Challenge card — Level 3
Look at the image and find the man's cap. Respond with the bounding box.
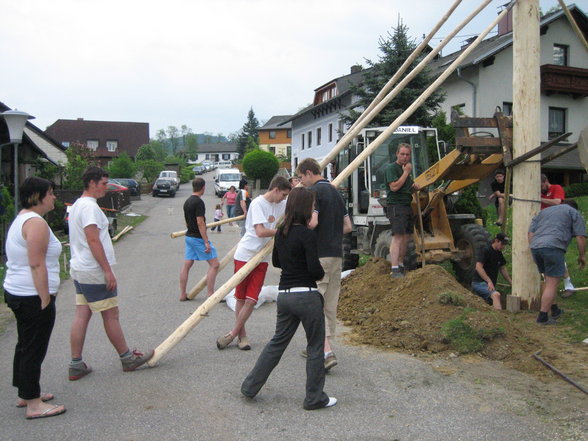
[495,233,509,244]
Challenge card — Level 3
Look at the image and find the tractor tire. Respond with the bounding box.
[342,234,359,271]
[452,224,490,286]
[374,230,419,270]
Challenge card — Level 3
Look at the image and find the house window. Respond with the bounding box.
[222,154,230,160]
[451,104,466,116]
[87,140,99,151]
[548,107,566,139]
[502,102,513,116]
[106,140,118,152]
[269,130,276,139]
[206,154,211,160]
[301,133,305,150]
[316,128,322,146]
[328,123,333,143]
[553,44,568,66]
[308,131,312,148]
[269,146,275,154]
[286,129,291,138]
[62,141,70,148]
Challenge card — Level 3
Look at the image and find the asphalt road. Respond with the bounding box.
[0,172,575,440]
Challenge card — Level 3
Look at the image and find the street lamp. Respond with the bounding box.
[0,110,35,215]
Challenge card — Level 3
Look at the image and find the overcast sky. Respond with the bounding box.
[1,0,581,138]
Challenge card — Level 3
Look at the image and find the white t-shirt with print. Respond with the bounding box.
[234,195,286,262]
[69,197,116,272]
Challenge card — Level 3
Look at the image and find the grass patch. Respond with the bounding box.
[438,291,466,306]
[359,254,371,267]
[442,312,504,354]
[118,213,147,231]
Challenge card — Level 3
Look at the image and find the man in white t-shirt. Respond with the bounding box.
[216,176,291,351]
[68,167,153,381]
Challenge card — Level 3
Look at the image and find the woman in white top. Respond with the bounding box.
[3,177,66,419]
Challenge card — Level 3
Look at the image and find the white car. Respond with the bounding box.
[158,170,180,189]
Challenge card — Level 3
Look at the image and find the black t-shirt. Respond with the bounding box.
[310,179,347,258]
[472,243,506,284]
[490,180,505,206]
[184,195,205,238]
[272,225,325,290]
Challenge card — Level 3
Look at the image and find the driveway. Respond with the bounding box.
[0,171,582,441]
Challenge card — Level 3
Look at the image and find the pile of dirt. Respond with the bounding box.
[339,258,588,382]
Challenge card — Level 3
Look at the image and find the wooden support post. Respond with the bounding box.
[186,243,238,300]
[148,239,274,367]
[512,0,541,311]
[506,295,521,312]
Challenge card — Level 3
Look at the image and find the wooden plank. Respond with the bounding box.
[456,137,502,147]
[506,295,521,312]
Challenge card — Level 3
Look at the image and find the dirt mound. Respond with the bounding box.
[339,258,588,381]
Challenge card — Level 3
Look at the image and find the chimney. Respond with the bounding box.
[497,4,513,36]
[77,117,84,121]
[350,65,362,74]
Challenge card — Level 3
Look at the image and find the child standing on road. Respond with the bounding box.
[211,204,224,233]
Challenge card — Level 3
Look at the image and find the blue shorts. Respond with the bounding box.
[185,236,218,261]
[531,247,566,278]
[471,281,494,305]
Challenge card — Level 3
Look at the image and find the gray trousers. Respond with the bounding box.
[241,290,329,410]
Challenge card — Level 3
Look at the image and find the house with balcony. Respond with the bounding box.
[289,66,367,169]
[258,115,292,158]
[430,3,588,185]
[45,118,149,167]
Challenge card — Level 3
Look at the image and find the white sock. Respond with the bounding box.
[564,277,575,290]
[324,351,333,359]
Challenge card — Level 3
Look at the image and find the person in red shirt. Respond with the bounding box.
[540,174,565,210]
[540,174,576,295]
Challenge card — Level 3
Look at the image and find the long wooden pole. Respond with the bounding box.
[332,4,513,188]
[170,215,245,238]
[186,243,238,300]
[512,0,541,310]
[148,239,274,366]
[320,0,492,170]
[150,3,509,365]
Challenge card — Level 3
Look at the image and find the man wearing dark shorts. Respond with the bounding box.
[471,233,512,309]
[384,143,420,278]
[529,200,586,325]
[179,177,220,301]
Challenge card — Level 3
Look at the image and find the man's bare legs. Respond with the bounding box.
[70,305,92,359]
[496,196,506,225]
[231,299,255,339]
[390,234,410,267]
[540,276,560,313]
[101,307,129,355]
[179,260,194,301]
[206,258,220,297]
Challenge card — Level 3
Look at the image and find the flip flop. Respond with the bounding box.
[16,393,55,408]
[26,404,66,420]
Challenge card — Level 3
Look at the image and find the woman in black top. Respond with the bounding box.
[241,187,337,410]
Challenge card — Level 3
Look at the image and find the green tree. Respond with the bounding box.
[167,125,180,153]
[184,133,198,160]
[63,142,97,189]
[136,141,167,162]
[245,136,258,154]
[242,149,279,186]
[109,152,136,178]
[237,108,260,158]
[342,21,444,128]
[137,160,164,183]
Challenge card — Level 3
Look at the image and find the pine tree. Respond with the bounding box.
[342,21,444,128]
[237,108,260,158]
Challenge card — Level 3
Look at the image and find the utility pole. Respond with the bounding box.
[512,0,541,309]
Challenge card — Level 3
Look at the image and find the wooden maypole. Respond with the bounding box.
[511,0,541,309]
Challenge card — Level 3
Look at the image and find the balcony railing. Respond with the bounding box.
[540,64,588,98]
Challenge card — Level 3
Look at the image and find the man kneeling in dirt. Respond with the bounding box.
[471,233,512,310]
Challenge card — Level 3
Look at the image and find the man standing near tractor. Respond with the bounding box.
[385,143,420,278]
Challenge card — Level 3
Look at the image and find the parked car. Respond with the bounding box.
[214,168,241,197]
[158,171,180,189]
[214,160,233,169]
[113,178,140,196]
[152,178,176,197]
[202,160,213,171]
[192,165,205,175]
[107,181,128,192]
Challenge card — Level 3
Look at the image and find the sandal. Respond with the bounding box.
[26,404,66,420]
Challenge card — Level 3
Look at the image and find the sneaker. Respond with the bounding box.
[216,333,234,350]
[325,353,338,371]
[390,268,403,279]
[325,397,338,408]
[551,308,564,320]
[121,349,154,372]
[537,317,557,326]
[69,361,92,381]
[238,336,251,351]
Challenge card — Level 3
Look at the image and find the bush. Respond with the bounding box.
[452,184,486,224]
[181,167,195,183]
[442,312,504,354]
[242,149,280,186]
[564,183,588,198]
